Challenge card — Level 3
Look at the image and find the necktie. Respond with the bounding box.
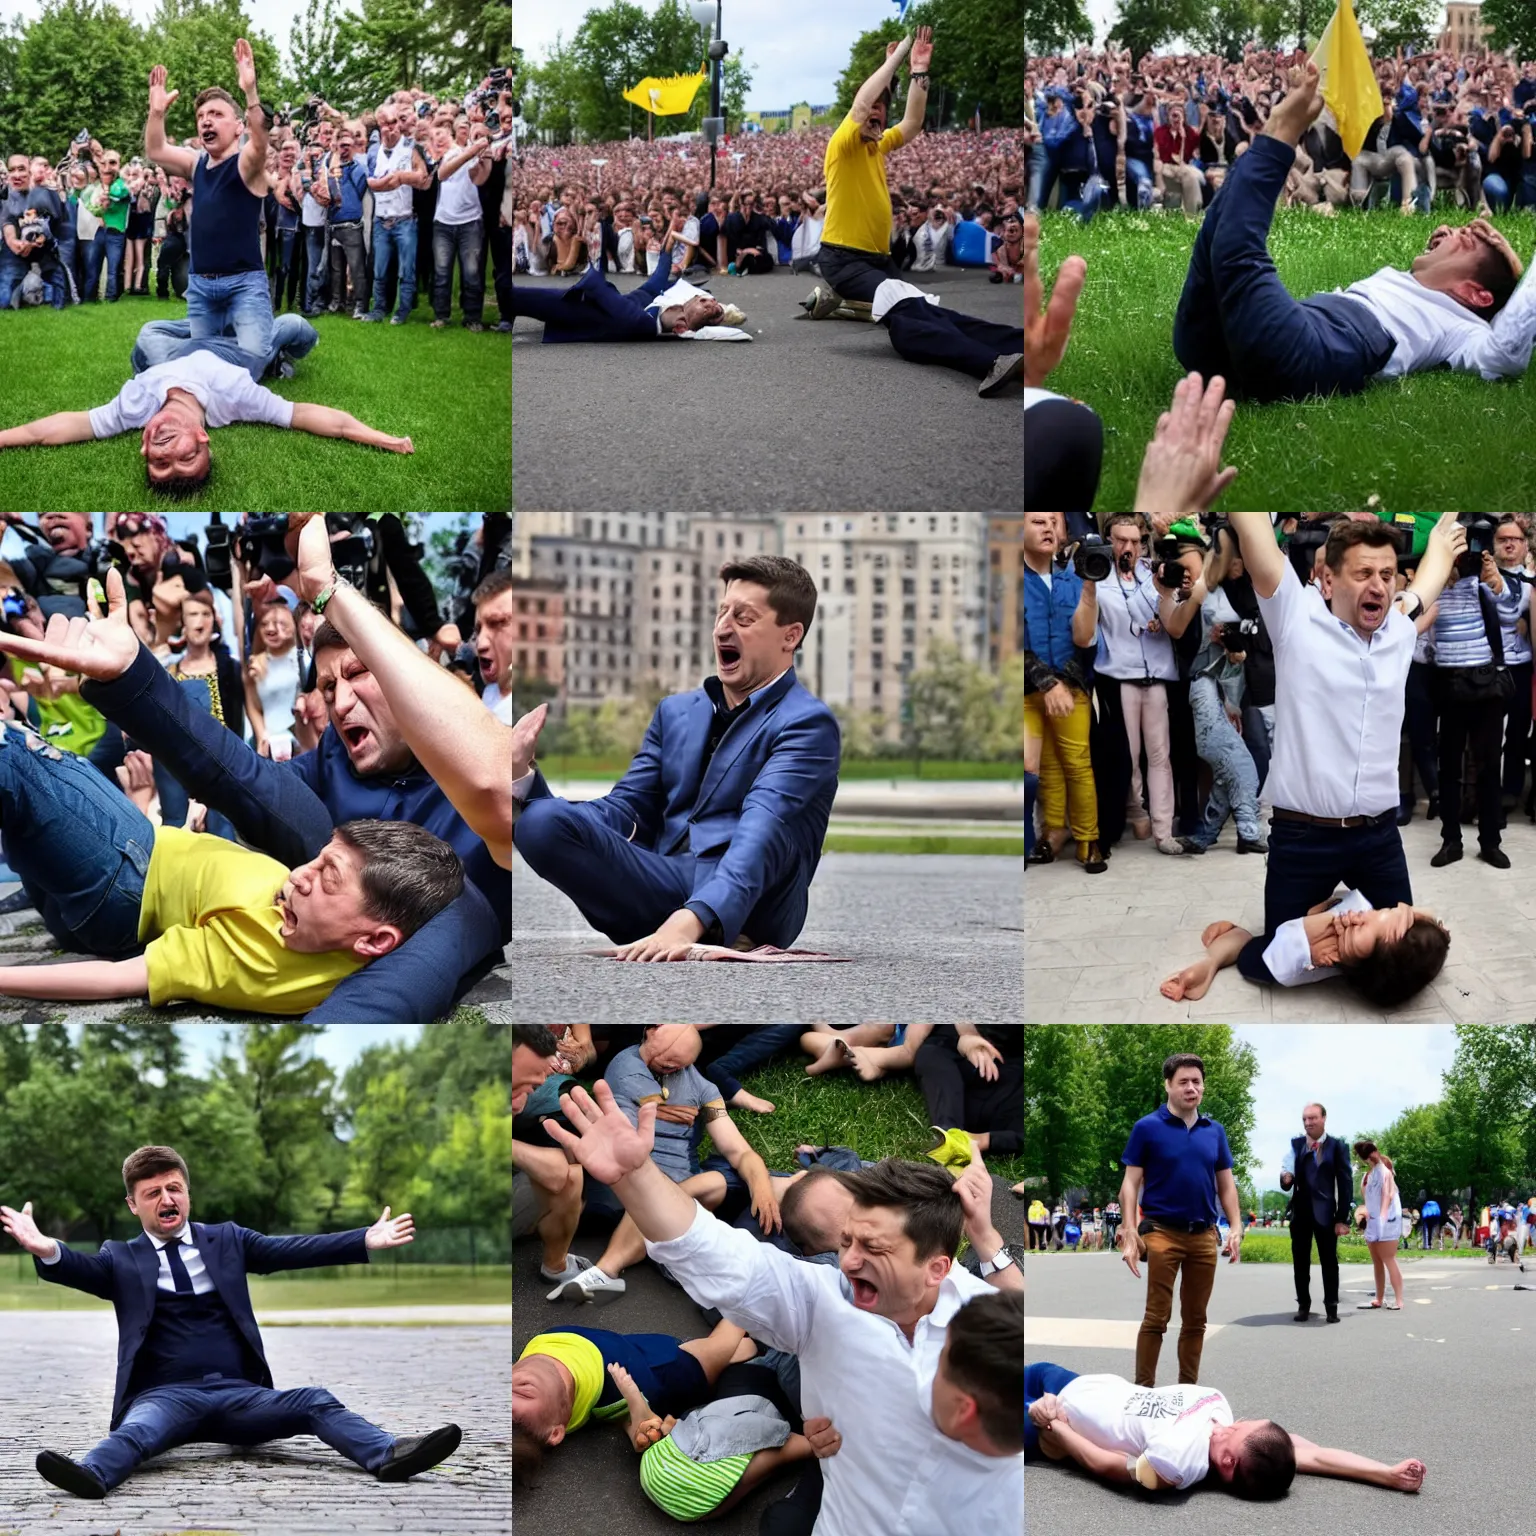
[164,1235,195,1295]
[1313,1140,1322,1167]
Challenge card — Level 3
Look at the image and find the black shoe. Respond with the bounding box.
[1479,845,1511,869]
[1236,837,1268,855]
[1293,1307,1311,1322]
[1325,1307,1340,1323]
[1079,841,1108,874]
[375,1424,462,1482]
[1397,801,1414,826]
[36,1451,107,1499]
[1426,796,1439,821]
[0,888,37,916]
[1027,841,1055,866]
[1177,837,1206,855]
[1430,841,1463,867]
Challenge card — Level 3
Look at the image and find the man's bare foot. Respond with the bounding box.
[846,1046,886,1083]
[1012,1181,1025,1196]
[805,1037,852,1076]
[1201,920,1236,947]
[1263,54,1325,145]
[1038,1427,1069,1460]
[730,1089,776,1114]
[1161,958,1217,1001]
[1387,1458,1426,1493]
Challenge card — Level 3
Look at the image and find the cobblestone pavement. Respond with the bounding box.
[0,1314,510,1536]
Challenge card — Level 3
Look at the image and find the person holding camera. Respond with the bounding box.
[80,141,130,302]
[1,154,69,310]
[1428,102,1489,215]
[1024,513,1104,873]
[429,116,494,331]
[1091,515,1184,856]
[359,102,432,325]
[313,124,370,317]
[1425,526,1521,870]
[297,127,332,315]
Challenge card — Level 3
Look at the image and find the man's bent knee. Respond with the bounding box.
[511,796,583,866]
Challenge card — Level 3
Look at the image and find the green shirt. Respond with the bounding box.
[84,177,130,231]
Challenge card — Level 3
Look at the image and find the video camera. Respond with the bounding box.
[231,515,375,593]
[1283,519,1333,581]
[1056,533,1112,583]
[1151,535,1193,590]
[1456,512,1498,577]
[1219,616,1261,651]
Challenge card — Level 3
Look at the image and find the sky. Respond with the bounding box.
[10,0,312,68]
[1234,1025,1457,1196]
[514,0,914,113]
[174,1023,422,1079]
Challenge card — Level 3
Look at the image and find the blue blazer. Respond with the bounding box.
[522,668,840,944]
[537,259,680,344]
[36,1222,368,1430]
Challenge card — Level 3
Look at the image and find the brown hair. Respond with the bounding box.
[1163,1053,1205,1082]
[123,1145,189,1197]
[1353,1139,1378,1160]
[194,87,243,117]
[332,819,465,939]
[834,1158,964,1262]
[718,556,818,641]
[943,1289,1024,1450]
[473,569,514,608]
[1466,237,1519,319]
[779,1166,844,1255]
[1343,917,1450,1007]
[512,1424,543,1489]
[1232,1420,1297,1499]
[1323,519,1398,574]
[147,453,211,500]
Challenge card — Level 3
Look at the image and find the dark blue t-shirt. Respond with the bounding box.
[556,1327,709,1420]
[190,150,263,274]
[2,185,66,252]
[1121,1104,1233,1226]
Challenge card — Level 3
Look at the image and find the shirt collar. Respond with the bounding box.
[148,1223,190,1250]
[704,664,791,716]
[1158,1103,1211,1128]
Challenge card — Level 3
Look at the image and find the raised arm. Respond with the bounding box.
[897,26,933,139]
[437,133,490,182]
[234,39,270,195]
[1071,575,1098,647]
[852,32,914,125]
[288,402,413,454]
[1405,513,1469,610]
[1228,512,1286,598]
[145,67,197,179]
[0,411,98,450]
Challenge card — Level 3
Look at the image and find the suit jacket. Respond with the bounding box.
[1286,1135,1353,1229]
[521,668,840,944]
[36,1222,369,1429]
[538,259,680,344]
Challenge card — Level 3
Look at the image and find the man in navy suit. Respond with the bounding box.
[512,555,841,960]
[511,245,726,341]
[1279,1103,1354,1324]
[0,1144,461,1499]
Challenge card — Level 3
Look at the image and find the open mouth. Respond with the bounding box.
[717,641,742,672]
[1359,598,1385,625]
[201,128,218,145]
[850,1276,879,1307]
[341,723,372,754]
[159,1208,179,1223]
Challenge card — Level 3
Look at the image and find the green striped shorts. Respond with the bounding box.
[639,1433,752,1521]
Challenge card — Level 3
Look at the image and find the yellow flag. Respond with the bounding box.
[622,67,708,118]
[1314,0,1382,158]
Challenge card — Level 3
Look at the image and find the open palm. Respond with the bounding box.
[0,568,140,683]
[546,1081,656,1186]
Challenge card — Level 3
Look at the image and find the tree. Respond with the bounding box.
[287,0,351,110]
[1353,0,1439,54]
[1021,1025,1102,1203]
[1108,0,1206,60]
[143,0,283,146]
[33,1020,78,1076]
[521,35,581,144]
[905,641,1019,760]
[1482,0,1536,61]
[1438,1025,1535,1208]
[570,0,653,143]
[336,0,442,102]
[1371,1102,1457,1211]
[1027,0,1094,55]
[435,0,511,80]
[1187,0,1264,60]
[348,1067,426,1211]
[409,1081,511,1231]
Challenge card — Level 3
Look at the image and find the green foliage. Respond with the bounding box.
[1109,0,1207,59]
[1482,0,1536,60]
[1186,0,1263,60]
[409,1081,512,1228]
[335,0,442,102]
[906,643,1024,760]
[1239,1229,1375,1263]
[144,0,282,145]
[1026,0,1095,55]
[287,0,351,111]
[1353,0,1439,53]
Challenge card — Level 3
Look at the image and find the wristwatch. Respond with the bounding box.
[979,1244,1017,1277]
[1397,590,1424,622]
[311,573,350,615]
[254,101,276,131]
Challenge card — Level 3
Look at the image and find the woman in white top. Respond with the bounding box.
[1355,1141,1405,1311]
[513,202,548,275]
[244,593,307,760]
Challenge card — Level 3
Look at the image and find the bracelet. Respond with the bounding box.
[311,573,349,615]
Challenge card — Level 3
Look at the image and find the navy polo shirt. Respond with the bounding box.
[1121,1103,1232,1227]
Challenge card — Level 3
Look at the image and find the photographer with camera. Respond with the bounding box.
[1489,517,1535,811]
[1205,520,1276,789]
[1428,102,1489,216]
[430,115,495,330]
[1424,516,1521,870]
[359,102,432,325]
[1025,513,1104,873]
[152,167,191,300]
[1091,515,1185,856]
[1,154,69,309]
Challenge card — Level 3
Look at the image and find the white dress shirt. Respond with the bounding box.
[1256,561,1415,817]
[39,1221,215,1294]
[1343,261,1536,381]
[646,1202,1022,1536]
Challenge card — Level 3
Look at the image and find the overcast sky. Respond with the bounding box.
[514,0,917,112]
[1235,1026,1456,1194]
[175,1023,422,1080]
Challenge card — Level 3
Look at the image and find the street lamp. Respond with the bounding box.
[688,0,726,189]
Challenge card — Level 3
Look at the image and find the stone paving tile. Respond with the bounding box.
[1027,812,1535,1022]
[0,1315,510,1536]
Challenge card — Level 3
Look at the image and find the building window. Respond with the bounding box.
[537,650,547,669]
[872,628,884,644]
[872,678,882,697]
[872,651,883,670]
[930,579,941,595]
[873,577,885,596]
[902,577,915,595]
[844,577,856,595]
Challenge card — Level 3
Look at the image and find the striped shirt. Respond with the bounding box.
[1426,573,1520,668]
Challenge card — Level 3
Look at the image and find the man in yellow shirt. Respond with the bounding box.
[0,716,462,1012]
[809,25,1024,397]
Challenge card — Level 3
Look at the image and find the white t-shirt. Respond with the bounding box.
[89,353,295,440]
[435,157,483,226]
[1057,1375,1230,1490]
[911,218,950,271]
[1261,886,1372,985]
[1256,561,1414,818]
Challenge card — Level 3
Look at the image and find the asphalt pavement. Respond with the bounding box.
[513,1171,1025,1536]
[1026,1250,1535,1533]
[509,850,1024,1023]
[511,270,1023,512]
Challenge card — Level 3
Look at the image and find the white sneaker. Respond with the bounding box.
[1156,837,1186,855]
[547,1265,626,1304]
[539,1253,593,1285]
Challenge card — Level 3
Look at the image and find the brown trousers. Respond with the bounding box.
[1135,1224,1219,1386]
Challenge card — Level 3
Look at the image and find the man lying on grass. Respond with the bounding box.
[1160,890,1450,1008]
[1172,53,1533,403]
[0,711,461,1010]
[0,349,413,498]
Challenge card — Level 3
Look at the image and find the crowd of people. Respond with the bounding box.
[0,513,510,1020]
[509,125,1025,281]
[1027,44,1536,221]
[512,1023,1023,1531]
[3,60,517,328]
[1024,505,1536,1009]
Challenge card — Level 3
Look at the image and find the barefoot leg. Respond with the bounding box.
[678,1317,749,1386]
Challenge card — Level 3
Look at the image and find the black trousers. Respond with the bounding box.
[1432,671,1506,850]
[1166,677,1200,837]
[1292,1217,1340,1311]
[759,1458,822,1536]
[1402,659,1439,804]
[1090,678,1135,848]
[1503,659,1532,800]
[912,1027,1022,1155]
[884,296,1023,379]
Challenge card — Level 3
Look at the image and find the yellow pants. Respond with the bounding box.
[1025,688,1098,844]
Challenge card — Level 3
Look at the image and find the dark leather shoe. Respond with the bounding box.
[1293,1308,1311,1322]
[1236,837,1268,854]
[1426,796,1439,821]
[36,1451,107,1499]
[1478,845,1511,869]
[375,1424,462,1482]
[1325,1307,1340,1323]
[1430,841,1463,868]
[1396,801,1414,826]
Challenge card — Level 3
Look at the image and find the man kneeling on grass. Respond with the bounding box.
[1159,890,1450,1008]
[1026,1364,1425,1498]
[0,711,461,1011]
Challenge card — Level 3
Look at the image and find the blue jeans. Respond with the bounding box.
[1061,174,1105,224]
[131,314,318,384]
[0,249,66,308]
[1025,1363,1079,1459]
[1173,134,1396,401]
[1483,172,1512,212]
[1125,157,1155,209]
[187,268,274,357]
[0,721,151,958]
[83,1378,395,1491]
[1521,165,1536,209]
[85,227,125,301]
[369,216,418,320]
[304,225,329,310]
[698,1023,806,1101]
[1187,676,1260,848]
[432,218,485,322]
[1027,141,1050,208]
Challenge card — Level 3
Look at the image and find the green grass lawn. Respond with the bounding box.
[821,832,1023,855]
[540,757,1024,781]
[0,297,509,511]
[713,1052,1025,1191]
[0,1257,510,1310]
[1037,203,1536,512]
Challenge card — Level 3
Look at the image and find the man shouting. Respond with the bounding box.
[0,1145,460,1498]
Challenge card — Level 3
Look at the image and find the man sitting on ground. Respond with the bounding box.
[512,556,840,960]
[1173,55,1533,402]
[1027,1364,1425,1497]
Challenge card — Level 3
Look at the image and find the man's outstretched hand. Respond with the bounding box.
[1133,372,1239,517]
[0,1201,57,1259]
[1024,213,1085,389]
[610,907,706,962]
[511,701,548,780]
[545,1080,657,1187]
[0,567,140,683]
[365,1205,416,1250]
[910,26,934,75]
[148,64,179,115]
